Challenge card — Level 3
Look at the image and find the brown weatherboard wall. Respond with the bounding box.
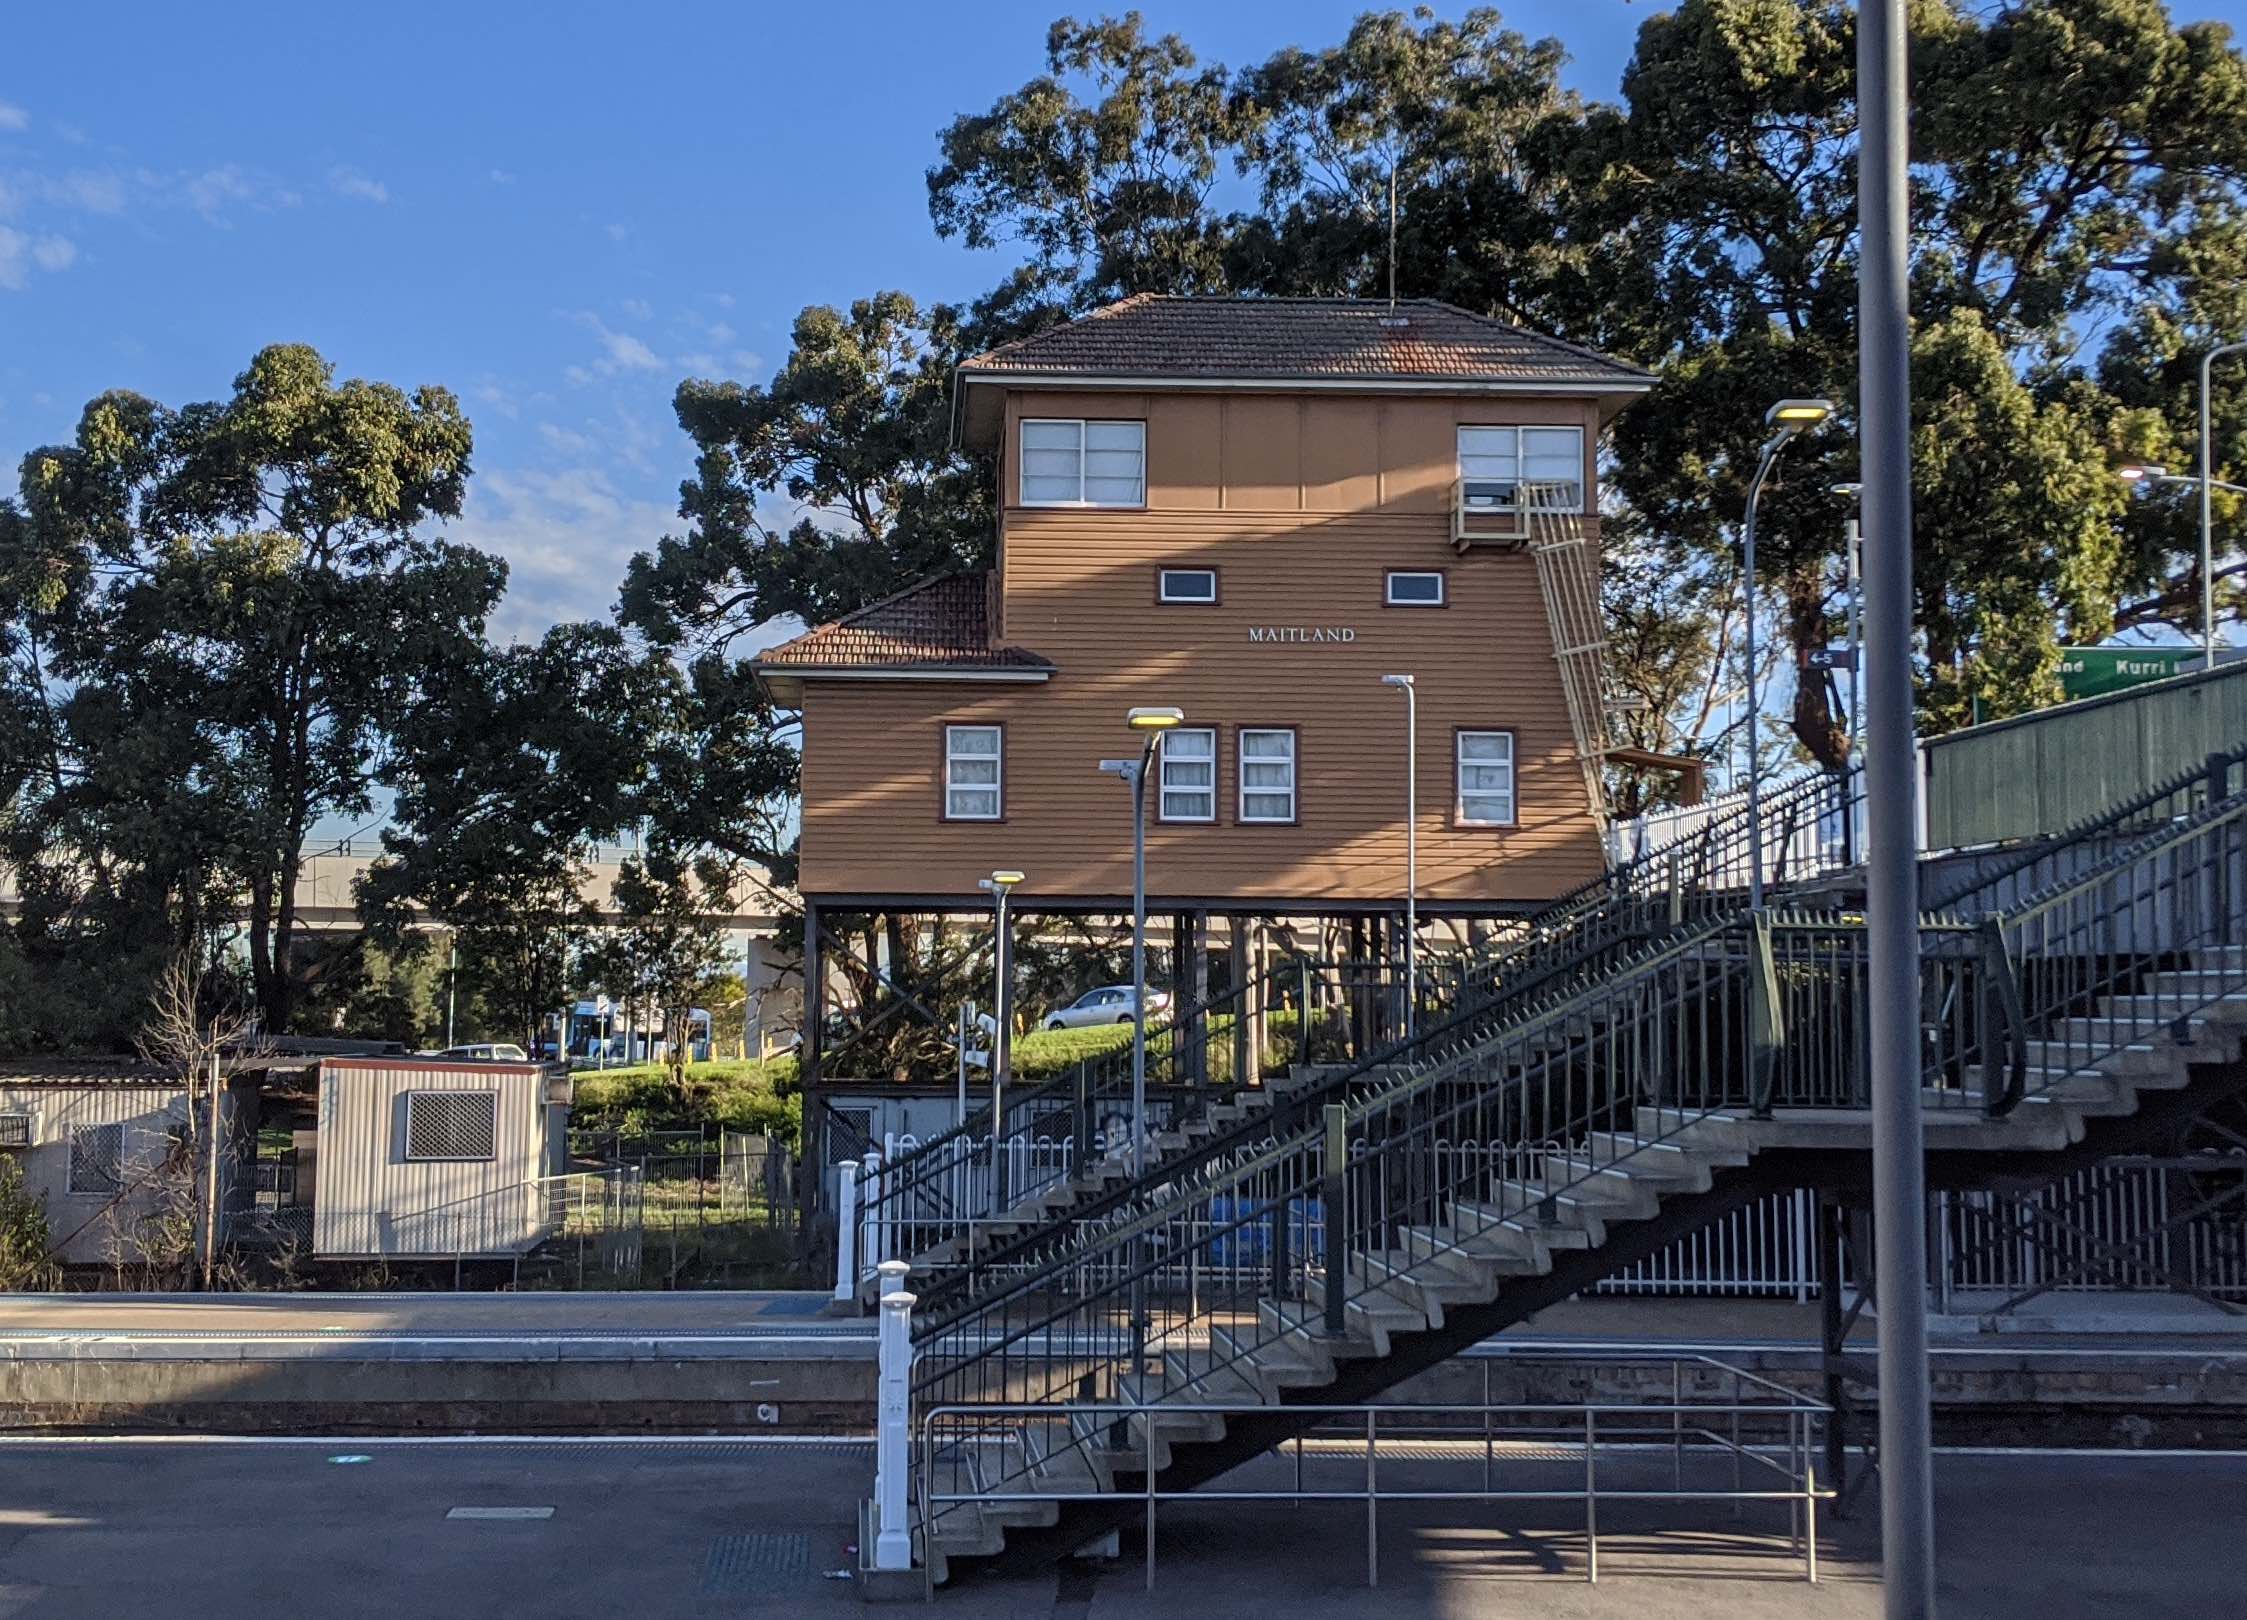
[796,386,1607,907]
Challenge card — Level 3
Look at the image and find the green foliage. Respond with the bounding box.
[570,1059,802,1147]
[0,1155,57,1290]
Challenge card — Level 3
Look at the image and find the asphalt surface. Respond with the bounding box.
[0,1437,2237,1618]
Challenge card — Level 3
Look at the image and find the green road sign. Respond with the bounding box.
[2054,646,2200,702]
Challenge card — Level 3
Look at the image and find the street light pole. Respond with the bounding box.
[2201,340,2246,669]
[977,869,1025,1131]
[1101,707,1182,1181]
[1739,398,1835,909]
[1861,3,1936,1614]
[1381,674,1417,1036]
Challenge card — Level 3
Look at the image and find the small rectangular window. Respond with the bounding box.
[69,1122,123,1194]
[1457,730,1517,826]
[1158,727,1217,822]
[0,1113,32,1150]
[1157,567,1218,604]
[404,1090,499,1161]
[1020,419,1146,507]
[944,724,1003,820]
[1238,728,1298,824]
[1457,426,1584,512]
[1385,571,1445,606]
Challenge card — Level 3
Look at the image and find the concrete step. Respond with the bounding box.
[1583,1132,1752,1172]
[1153,1347,1274,1409]
[1539,1149,1715,1202]
[1487,1177,1638,1231]
[2020,1039,2174,1076]
[2054,1013,2232,1052]
[2139,969,2247,997]
[1355,1246,1501,1313]
[1209,1323,1336,1396]
[1631,1107,1753,1149]
[1258,1297,1384,1360]
[2194,946,2247,972]
[2096,992,2247,1024]
[1400,1222,1556,1279]
[1302,1272,1432,1347]
[1450,1197,1598,1250]
[1952,1072,2135,1116]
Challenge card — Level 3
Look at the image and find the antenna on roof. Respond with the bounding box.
[1387,162,1399,313]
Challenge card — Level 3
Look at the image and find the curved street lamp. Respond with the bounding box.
[1099,706,1182,1181]
[1739,398,1836,908]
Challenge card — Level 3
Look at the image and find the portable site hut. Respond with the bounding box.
[0,1059,258,1268]
[309,1055,572,1259]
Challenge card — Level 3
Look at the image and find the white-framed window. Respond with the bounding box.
[68,1121,123,1194]
[1457,425,1585,512]
[1158,727,1217,822]
[0,1113,32,1150]
[1385,570,1446,606]
[1457,730,1517,826]
[1020,418,1146,507]
[1157,566,1218,604]
[943,724,1003,821]
[404,1090,499,1162]
[1238,728,1298,823]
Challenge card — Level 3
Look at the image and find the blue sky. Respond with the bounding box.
[4,1,2245,643]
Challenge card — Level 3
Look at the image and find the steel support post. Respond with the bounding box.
[1860,4,1937,1612]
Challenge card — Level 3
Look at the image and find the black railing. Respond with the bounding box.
[905,788,2247,1545]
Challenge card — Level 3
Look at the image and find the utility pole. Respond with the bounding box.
[1860,3,1936,1615]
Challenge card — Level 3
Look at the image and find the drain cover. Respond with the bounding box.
[702,1532,812,1593]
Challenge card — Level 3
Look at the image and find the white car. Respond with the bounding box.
[437,1042,531,1063]
[1042,986,1171,1031]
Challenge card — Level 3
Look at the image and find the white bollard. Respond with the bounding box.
[879,1258,910,1299]
[873,1287,918,1572]
[833,1160,860,1303]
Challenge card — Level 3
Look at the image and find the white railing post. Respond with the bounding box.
[879,1258,910,1299]
[873,1285,918,1572]
[862,1147,884,1274]
[833,1159,860,1303]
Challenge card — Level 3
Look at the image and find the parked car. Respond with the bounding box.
[1042,985,1171,1030]
[436,1042,532,1063]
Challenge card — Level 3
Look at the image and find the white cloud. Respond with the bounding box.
[538,421,597,457]
[730,349,765,374]
[676,351,720,375]
[328,166,389,204]
[714,292,735,309]
[705,319,736,345]
[50,169,125,213]
[563,363,594,387]
[450,464,675,638]
[621,296,652,321]
[489,168,515,184]
[0,225,75,290]
[168,163,301,222]
[604,221,630,242]
[566,309,663,376]
[0,102,26,133]
[469,376,520,421]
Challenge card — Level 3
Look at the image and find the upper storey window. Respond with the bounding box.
[1457,425,1585,514]
[1020,419,1146,507]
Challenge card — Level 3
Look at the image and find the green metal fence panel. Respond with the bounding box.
[1926,659,2247,848]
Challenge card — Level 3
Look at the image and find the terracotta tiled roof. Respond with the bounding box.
[961,295,1652,386]
[754,572,1052,672]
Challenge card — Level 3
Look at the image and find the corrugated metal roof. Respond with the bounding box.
[962,295,1653,386]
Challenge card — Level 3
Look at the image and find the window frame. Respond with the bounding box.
[1156,726,1219,824]
[67,1121,125,1195]
[402,1089,501,1164]
[0,1112,33,1150]
[1018,417,1148,509]
[1453,728,1519,828]
[1234,725,1300,826]
[1383,569,1448,608]
[1155,566,1221,606]
[1455,424,1587,514]
[941,722,1006,823]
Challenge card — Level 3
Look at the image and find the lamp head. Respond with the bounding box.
[1829,481,1862,499]
[2116,463,2167,484]
[1381,673,1414,689]
[1764,398,1836,433]
[983,870,1025,890]
[1126,706,1184,732]
[1098,759,1136,778]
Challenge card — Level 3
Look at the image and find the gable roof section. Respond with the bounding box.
[961,295,1653,386]
[751,572,1053,706]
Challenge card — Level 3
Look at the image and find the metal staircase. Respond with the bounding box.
[892,790,2247,1584]
[857,766,1861,1300]
[1524,479,1612,825]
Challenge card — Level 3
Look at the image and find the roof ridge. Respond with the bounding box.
[1413,298,1657,378]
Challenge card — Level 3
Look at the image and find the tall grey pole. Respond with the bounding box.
[2200,342,2245,669]
[445,936,458,1049]
[1860,3,1936,1615]
[1129,742,1152,1179]
[1384,674,1418,1036]
[1740,446,1784,910]
[993,887,1012,1114]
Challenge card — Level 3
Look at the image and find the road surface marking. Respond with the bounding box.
[446,1506,555,1520]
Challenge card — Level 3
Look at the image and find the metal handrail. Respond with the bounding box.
[901,791,2245,1540]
